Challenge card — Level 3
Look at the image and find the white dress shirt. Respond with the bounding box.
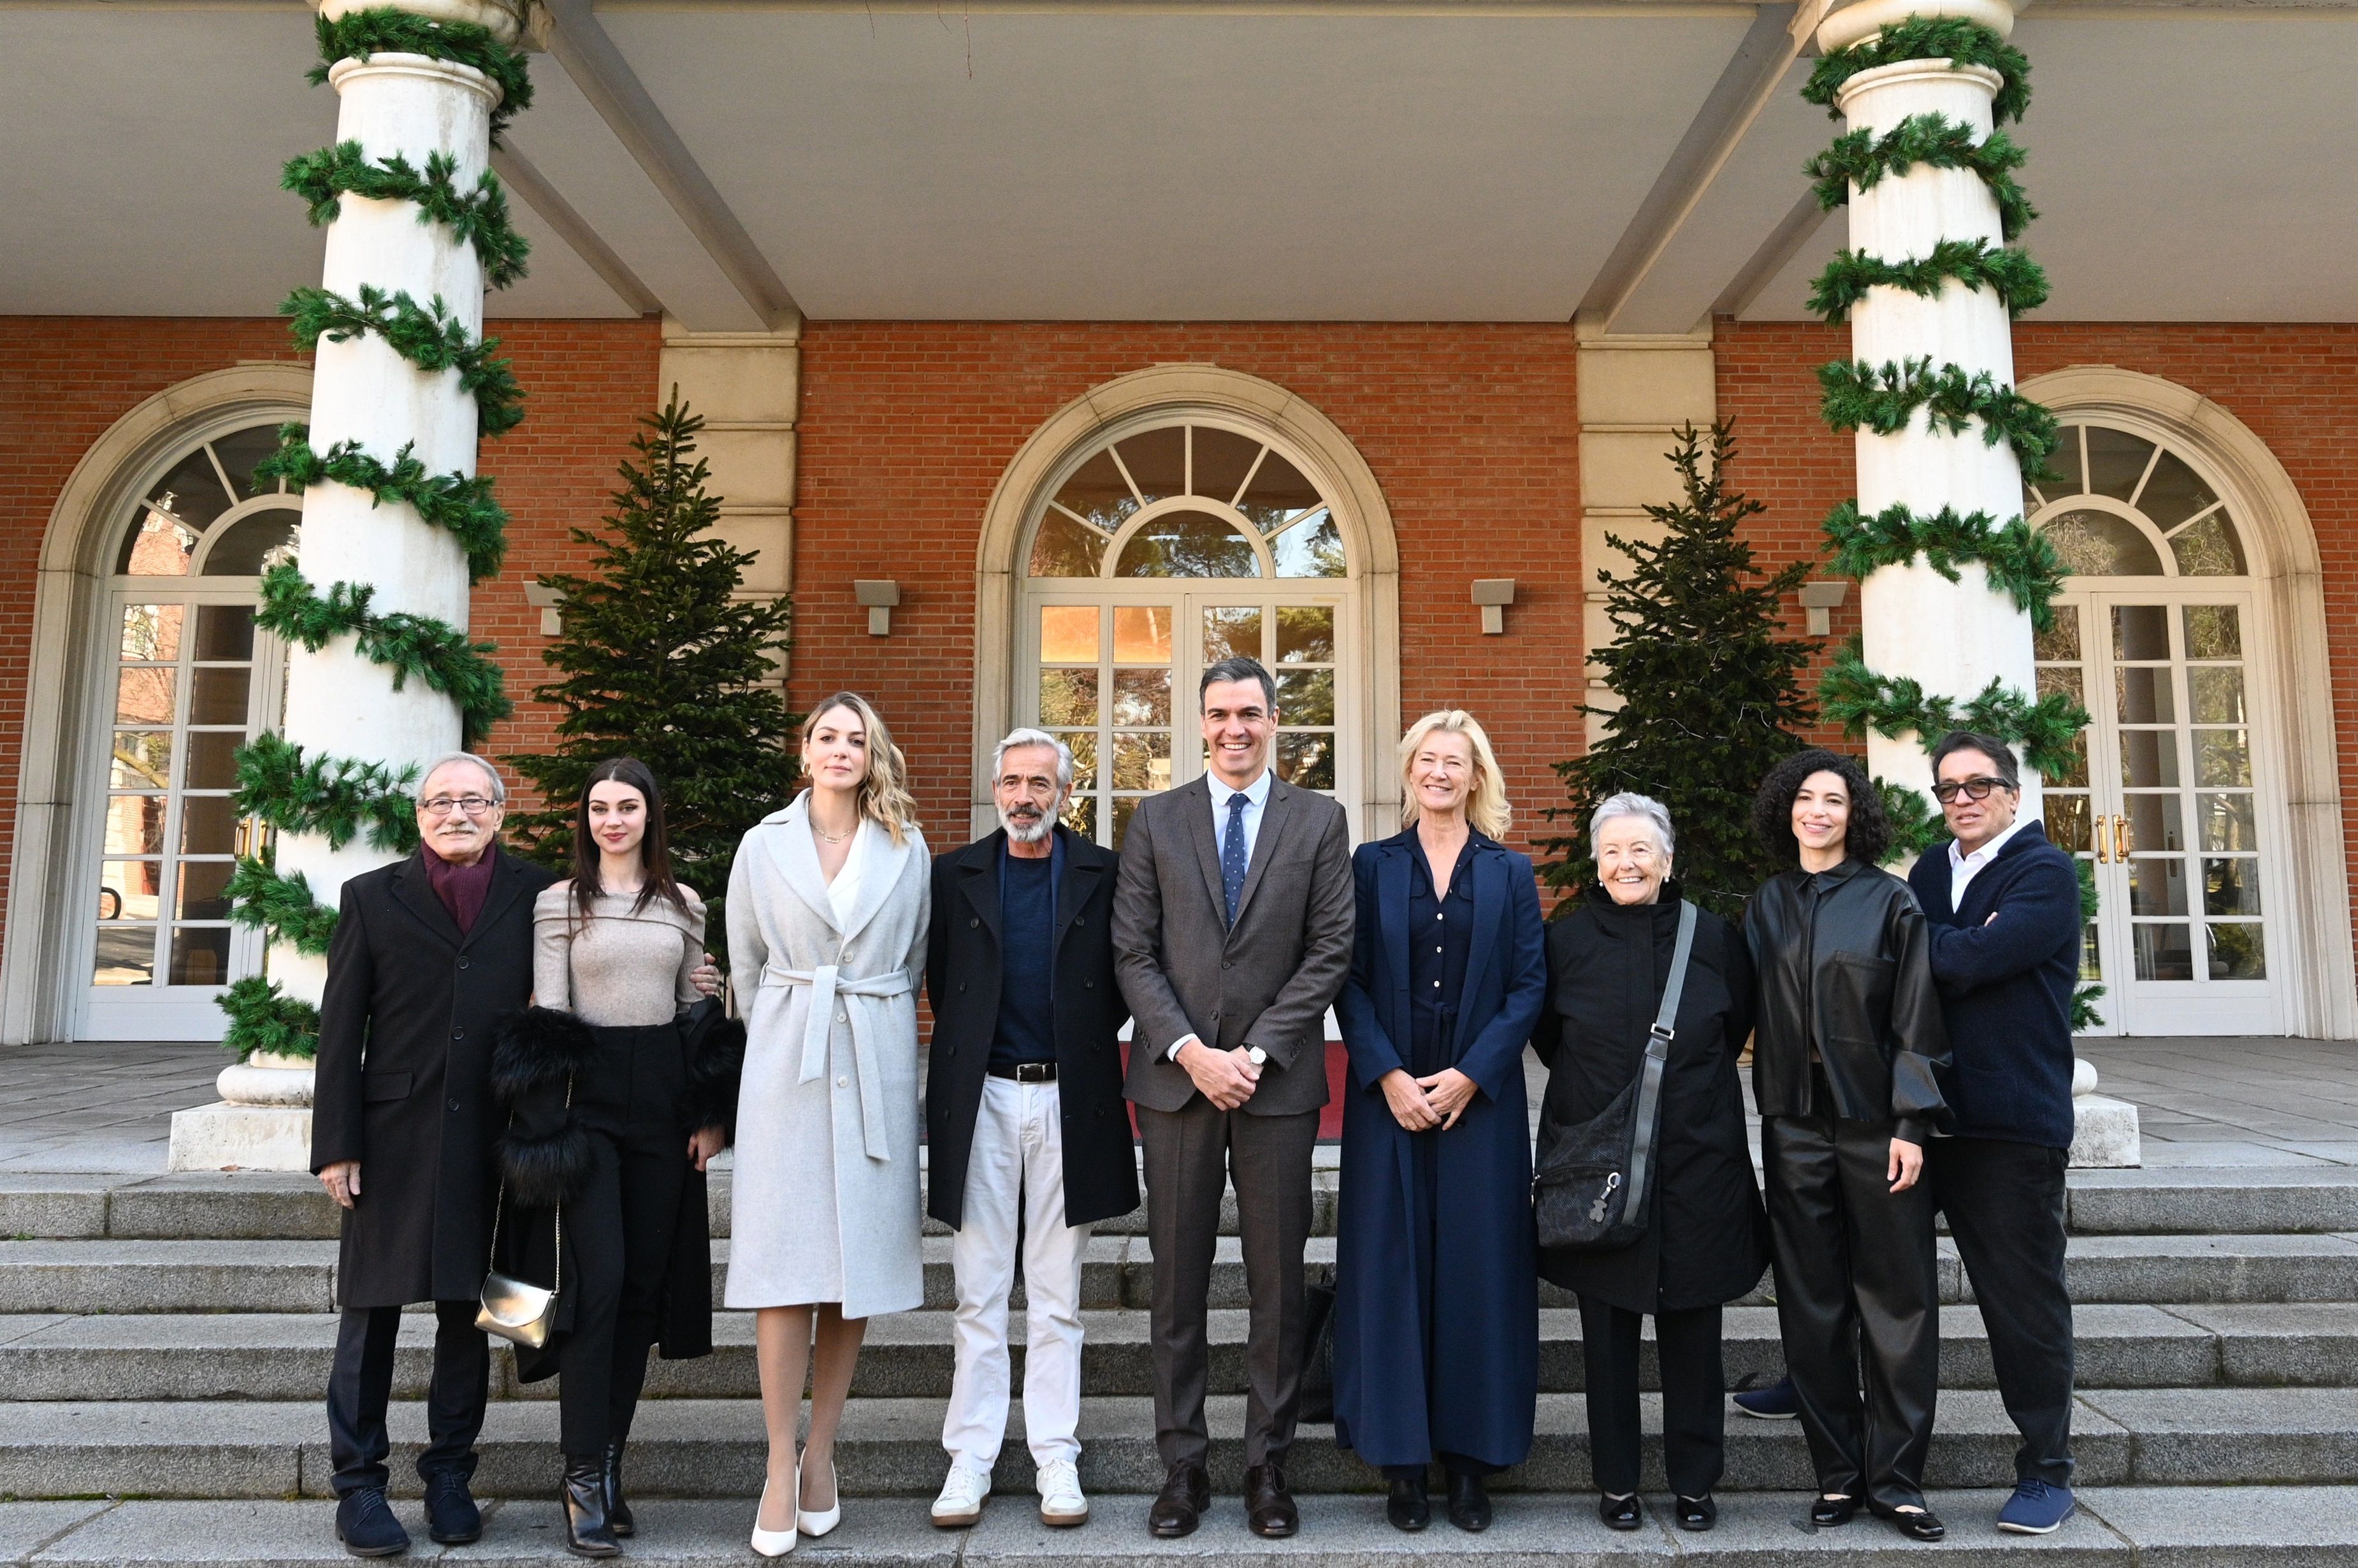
[1169,767,1275,1061]
[1949,814,2030,909]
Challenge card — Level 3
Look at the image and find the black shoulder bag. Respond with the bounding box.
[1531,899,1696,1251]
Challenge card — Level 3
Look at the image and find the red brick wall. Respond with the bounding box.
[790,322,1584,859]
[0,315,662,955]
[1715,315,2358,957]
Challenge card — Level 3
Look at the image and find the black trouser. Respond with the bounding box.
[1931,1135,2074,1486]
[328,1298,489,1496]
[1761,1100,1938,1511]
[1578,1298,1725,1498]
[558,1023,688,1460]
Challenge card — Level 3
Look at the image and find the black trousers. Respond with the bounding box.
[1931,1135,2074,1486]
[1761,1104,1939,1511]
[558,1023,688,1460]
[1578,1298,1725,1498]
[327,1298,489,1496]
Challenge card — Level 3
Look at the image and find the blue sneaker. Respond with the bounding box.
[1732,1376,1800,1419]
[1997,1480,2076,1534]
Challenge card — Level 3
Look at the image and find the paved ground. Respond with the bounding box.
[0,1036,2350,1174]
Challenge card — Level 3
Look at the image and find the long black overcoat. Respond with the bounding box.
[1533,884,1768,1314]
[311,846,557,1309]
[924,824,1140,1230]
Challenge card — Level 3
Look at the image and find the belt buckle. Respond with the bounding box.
[1018,1061,1055,1083]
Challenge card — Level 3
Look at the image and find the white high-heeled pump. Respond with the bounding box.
[751,1461,799,1557]
[797,1455,841,1539]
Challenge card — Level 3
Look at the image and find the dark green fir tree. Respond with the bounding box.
[507,396,797,933]
[1543,421,1817,918]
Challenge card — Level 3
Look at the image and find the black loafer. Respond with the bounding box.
[1385,1476,1430,1532]
[1446,1471,1491,1533]
[1599,1493,1643,1531]
[335,1488,410,1558]
[1876,1504,1947,1542]
[1675,1493,1717,1532]
[1811,1493,1862,1527]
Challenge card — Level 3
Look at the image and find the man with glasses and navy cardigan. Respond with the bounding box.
[1906,731,2085,1538]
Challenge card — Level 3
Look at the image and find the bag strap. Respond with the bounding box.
[1620,900,1698,1223]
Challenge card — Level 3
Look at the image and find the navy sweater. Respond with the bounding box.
[1906,821,2081,1148]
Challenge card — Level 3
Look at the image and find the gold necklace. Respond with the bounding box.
[812,820,853,844]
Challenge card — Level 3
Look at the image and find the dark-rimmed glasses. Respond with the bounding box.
[1931,776,2011,805]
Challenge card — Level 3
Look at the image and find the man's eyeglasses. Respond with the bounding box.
[421,795,498,818]
[1932,776,2011,804]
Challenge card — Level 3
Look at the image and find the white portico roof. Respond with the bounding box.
[2,1,2354,328]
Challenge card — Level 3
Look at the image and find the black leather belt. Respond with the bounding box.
[988,1061,1057,1082]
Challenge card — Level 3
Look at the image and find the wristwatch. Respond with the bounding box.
[1245,1046,1268,1067]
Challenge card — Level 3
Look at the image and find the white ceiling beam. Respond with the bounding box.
[538,0,803,329]
[491,142,664,315]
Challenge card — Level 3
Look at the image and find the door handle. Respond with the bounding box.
[2115,814,2132,860]
[2092,814,2110,863]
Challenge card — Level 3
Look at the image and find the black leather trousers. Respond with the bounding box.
[1761,1093,1938,1511]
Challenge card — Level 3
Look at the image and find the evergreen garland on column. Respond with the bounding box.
[505,398,799,938]
[1544,422,1817,919]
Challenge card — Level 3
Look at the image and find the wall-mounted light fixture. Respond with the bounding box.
[856,579,901,637]
[1798,580,1849,637]
[521,580,564,636]
[1472,578,1517,635]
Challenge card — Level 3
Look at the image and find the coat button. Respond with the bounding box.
[836,1075,849,1088]
[970,917,979,928]
[1083,979,1094,989]
[452,1028,464,1040]
[447,1098,460,1112]
[957,982,967,993]
[457,958,470,970]
[1222,960,1233,969]
[837,1012,847,1023]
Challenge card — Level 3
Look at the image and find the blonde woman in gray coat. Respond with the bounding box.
[727,693,930,1555]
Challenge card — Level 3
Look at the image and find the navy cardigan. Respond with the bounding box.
[1906,820,2082,1149]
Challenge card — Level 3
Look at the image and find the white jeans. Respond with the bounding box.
[942,1075,1090,1471]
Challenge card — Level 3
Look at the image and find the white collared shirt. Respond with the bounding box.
[1949,814,2030,909]
[1206,766,1274,868]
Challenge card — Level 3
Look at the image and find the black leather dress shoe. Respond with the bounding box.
[1811,1493,1863,1527]
[1446,1471,1491,1533]
[335,1488,410,1558]
[423,1472,481,1545]
[1675,1494,1717,1532]
[602,1441,634,1538]
[1385,1476,1430,1532]
[1147,1462,1210,1539]
[561,1455,622,1558]
[1875,1504,1947,1542]
[1243,1462,1299,1539]
[1599,1493,1643,1531]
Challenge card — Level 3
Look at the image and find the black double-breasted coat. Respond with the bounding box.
[1532,884,1768,1314]
[923,825,1140,1231]
[310,845,558,1309]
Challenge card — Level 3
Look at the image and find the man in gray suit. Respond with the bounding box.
[1113,654,1354,1540]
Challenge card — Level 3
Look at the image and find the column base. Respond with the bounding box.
[166,1103,315,1173]
[2069,1093,2142,1169]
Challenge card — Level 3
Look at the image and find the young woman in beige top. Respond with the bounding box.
[492,757,736,1558]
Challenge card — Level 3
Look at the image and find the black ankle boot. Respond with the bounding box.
[604,1441,635,1538]
[562,1455,622,1558]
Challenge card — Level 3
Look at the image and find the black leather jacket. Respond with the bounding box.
[1744,858,1953,1145]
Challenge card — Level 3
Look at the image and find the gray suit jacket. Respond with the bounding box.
[1113,774,1355,1117]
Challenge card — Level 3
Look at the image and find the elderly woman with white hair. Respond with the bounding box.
[1532,793,1766,1535]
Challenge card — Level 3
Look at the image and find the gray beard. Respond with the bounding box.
[1001,809,1054,845]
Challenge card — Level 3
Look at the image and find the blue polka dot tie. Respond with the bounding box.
[1222,791,1250,928]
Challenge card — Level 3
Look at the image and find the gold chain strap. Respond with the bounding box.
[486,1072,572,1295]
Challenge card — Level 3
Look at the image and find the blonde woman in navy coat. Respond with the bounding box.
[1331,711,1547,1535]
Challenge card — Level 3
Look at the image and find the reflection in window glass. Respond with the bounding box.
[1203,606,1262,662]
[1277,733,1336,790]
[2195,793,2257,852]
[189,668,252,726]
[106,795,167,856]
[2137,451,2218,530]
[1276,605,1335,663]
[100,860,164,922]
[200,510,300,577]
[1031,514,1104,578]
[2169,513,2246,577]
[122,604,183,661]
[117,668,176,726]
[2048,510,2162,577]
[168,927,232,986]
[1112,733,1172,791]
[2085,426,2155,501]
[2116,666,2174,725]
[1039,605,1099,663]
[1039,669,1098,726]
[1192,427,1261,507]
[2127,858,2186,917]
[2183,605,2241,659]
[1113,606,1173,665]
[180,796,238,856]
[2043,794,2092,854]
[1116,512,1259,578]
[2134,923,2195,981]
[2206,923,2266,979]
[1053,450,1138,534]
[2034,603,2081,662]
[1117,428,1185,503]
[112,731,173,791]
[2188,667,2245,725]
[1272,512,1347,578]
[92,926,156,986]
[1277,668,1335,726]
[2123,793,2182,854]
[178,861,235,921]
[1237,449,1322,535]
[184,731,242,791]
[2113,605,2171,661]
[2202,858,2261,916]
[1112,670,1171,728]
[2118,730,2178,789]
[2033,425,2250,582]
[2193,729,2251,788]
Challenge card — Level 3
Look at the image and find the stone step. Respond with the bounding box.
[10,1488,2358,1567]
[1,1388,2354,1500]
[7,1303,2353,1404]
[10,1165,2356,1242]
[8,1230,2356,1317]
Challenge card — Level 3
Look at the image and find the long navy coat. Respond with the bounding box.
[1331,828,1547,1472]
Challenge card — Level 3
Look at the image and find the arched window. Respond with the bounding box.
[86,422,300,1033]
[1020,417,1350,847]
[2026,422,2249,580]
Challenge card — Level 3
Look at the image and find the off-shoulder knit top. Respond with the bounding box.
[532,881,706,1027]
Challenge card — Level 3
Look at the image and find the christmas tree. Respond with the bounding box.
[1544,421,1816,917]
[506,396,798,933]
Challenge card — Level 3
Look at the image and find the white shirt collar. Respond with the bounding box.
[1949,813,2030,871]
[1208,768,1273,809]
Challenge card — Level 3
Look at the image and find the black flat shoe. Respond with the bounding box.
[1599,1493,1642,1531]
[1675,1493,1717,1532]
[1811,1493,1862,1527]
[423,1472,481,1546]
[1876,1504,1947,1542]
[1445,1471,1491,1533]
[335,1489,410,1558]
[1385,1476,1430,1532]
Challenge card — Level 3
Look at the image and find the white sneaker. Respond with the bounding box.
[1036,1458,1089,1527]
[931,1465,990,1528]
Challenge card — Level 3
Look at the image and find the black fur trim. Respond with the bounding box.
[498,1121,593,1209]
[489,1006,597,1105]
[683,1016,747,1146]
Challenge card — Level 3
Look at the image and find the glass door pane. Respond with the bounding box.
[2034,600,2110,1023]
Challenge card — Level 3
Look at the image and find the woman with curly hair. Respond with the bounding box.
[1744,749,1953,1543]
